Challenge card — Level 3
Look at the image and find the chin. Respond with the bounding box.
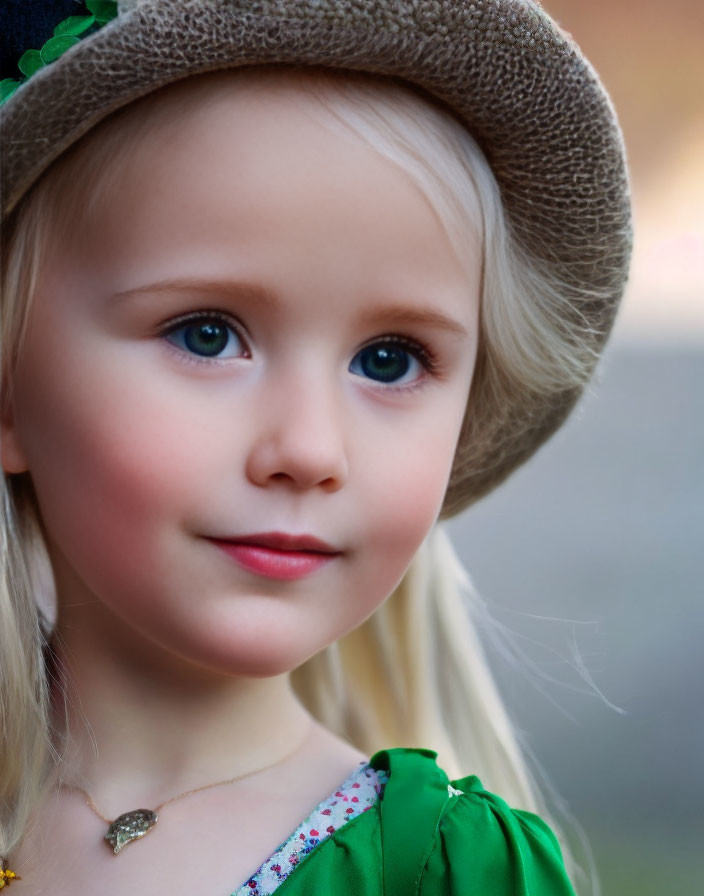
[195,636,317,680]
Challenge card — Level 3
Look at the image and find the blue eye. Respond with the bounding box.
[164,313,246,359]
[349,341,425,385]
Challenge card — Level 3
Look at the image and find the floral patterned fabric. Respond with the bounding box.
[233,761,388,896]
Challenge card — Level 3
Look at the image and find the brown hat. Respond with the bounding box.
[0,0,632,515]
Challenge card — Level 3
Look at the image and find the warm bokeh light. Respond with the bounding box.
[543,0,704,342]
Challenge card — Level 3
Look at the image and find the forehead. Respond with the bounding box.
[68,70,415,233]
[56,71,478,305]
[52,65,474,239]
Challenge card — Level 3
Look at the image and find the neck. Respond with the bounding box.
[48,614,313,820]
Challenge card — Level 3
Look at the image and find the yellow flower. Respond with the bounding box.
[0,867,21,887]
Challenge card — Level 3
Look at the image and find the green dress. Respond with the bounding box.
[276,747,577,896]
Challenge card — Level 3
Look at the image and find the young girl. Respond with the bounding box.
[0,2,631,894]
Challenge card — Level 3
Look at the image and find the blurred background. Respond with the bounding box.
[448,2,703,894]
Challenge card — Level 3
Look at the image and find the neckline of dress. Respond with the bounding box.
[233,758,388,895]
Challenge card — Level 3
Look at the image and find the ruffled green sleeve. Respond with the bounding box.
[273,748,576,896]
[420,773,577,896]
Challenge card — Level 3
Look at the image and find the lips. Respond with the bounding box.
[218,532,339,553]
[207,531,340,581]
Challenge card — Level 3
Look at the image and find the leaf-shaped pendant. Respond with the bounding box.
[105,809,159,854]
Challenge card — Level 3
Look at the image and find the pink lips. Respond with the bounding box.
[207,532,340,581]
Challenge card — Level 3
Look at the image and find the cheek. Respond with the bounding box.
[354,401,464,601]
[11,342,197,586]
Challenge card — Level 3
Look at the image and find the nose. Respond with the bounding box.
[245,368,349,493]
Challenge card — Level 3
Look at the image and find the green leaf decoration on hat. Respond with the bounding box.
[87,0,120,24]
[41,35,82,65]
[0,80,21,103]
[17,49,44,79]
[54,16,97,38]
[0,1,118,107]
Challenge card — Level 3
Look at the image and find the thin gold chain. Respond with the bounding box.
[66,722,312,824]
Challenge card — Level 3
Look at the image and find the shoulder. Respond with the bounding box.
[369,748,577,896]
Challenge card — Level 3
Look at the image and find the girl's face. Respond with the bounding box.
[2,75,480,678]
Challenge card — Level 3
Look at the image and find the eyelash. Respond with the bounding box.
[159,309,441,388]
[160,310,250,366]
[355,335,439,392]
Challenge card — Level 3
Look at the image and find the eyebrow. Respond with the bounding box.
[356,304,469,339]
[110,278,469,338]
[109,278,279,307]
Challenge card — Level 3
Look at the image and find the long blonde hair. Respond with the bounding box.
[1,67,591,870]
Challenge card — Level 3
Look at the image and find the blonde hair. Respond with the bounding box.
[0,67,589,878]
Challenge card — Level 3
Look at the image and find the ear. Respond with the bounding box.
[0,395,29,474]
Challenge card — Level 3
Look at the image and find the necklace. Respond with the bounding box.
[64,725,312,856]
